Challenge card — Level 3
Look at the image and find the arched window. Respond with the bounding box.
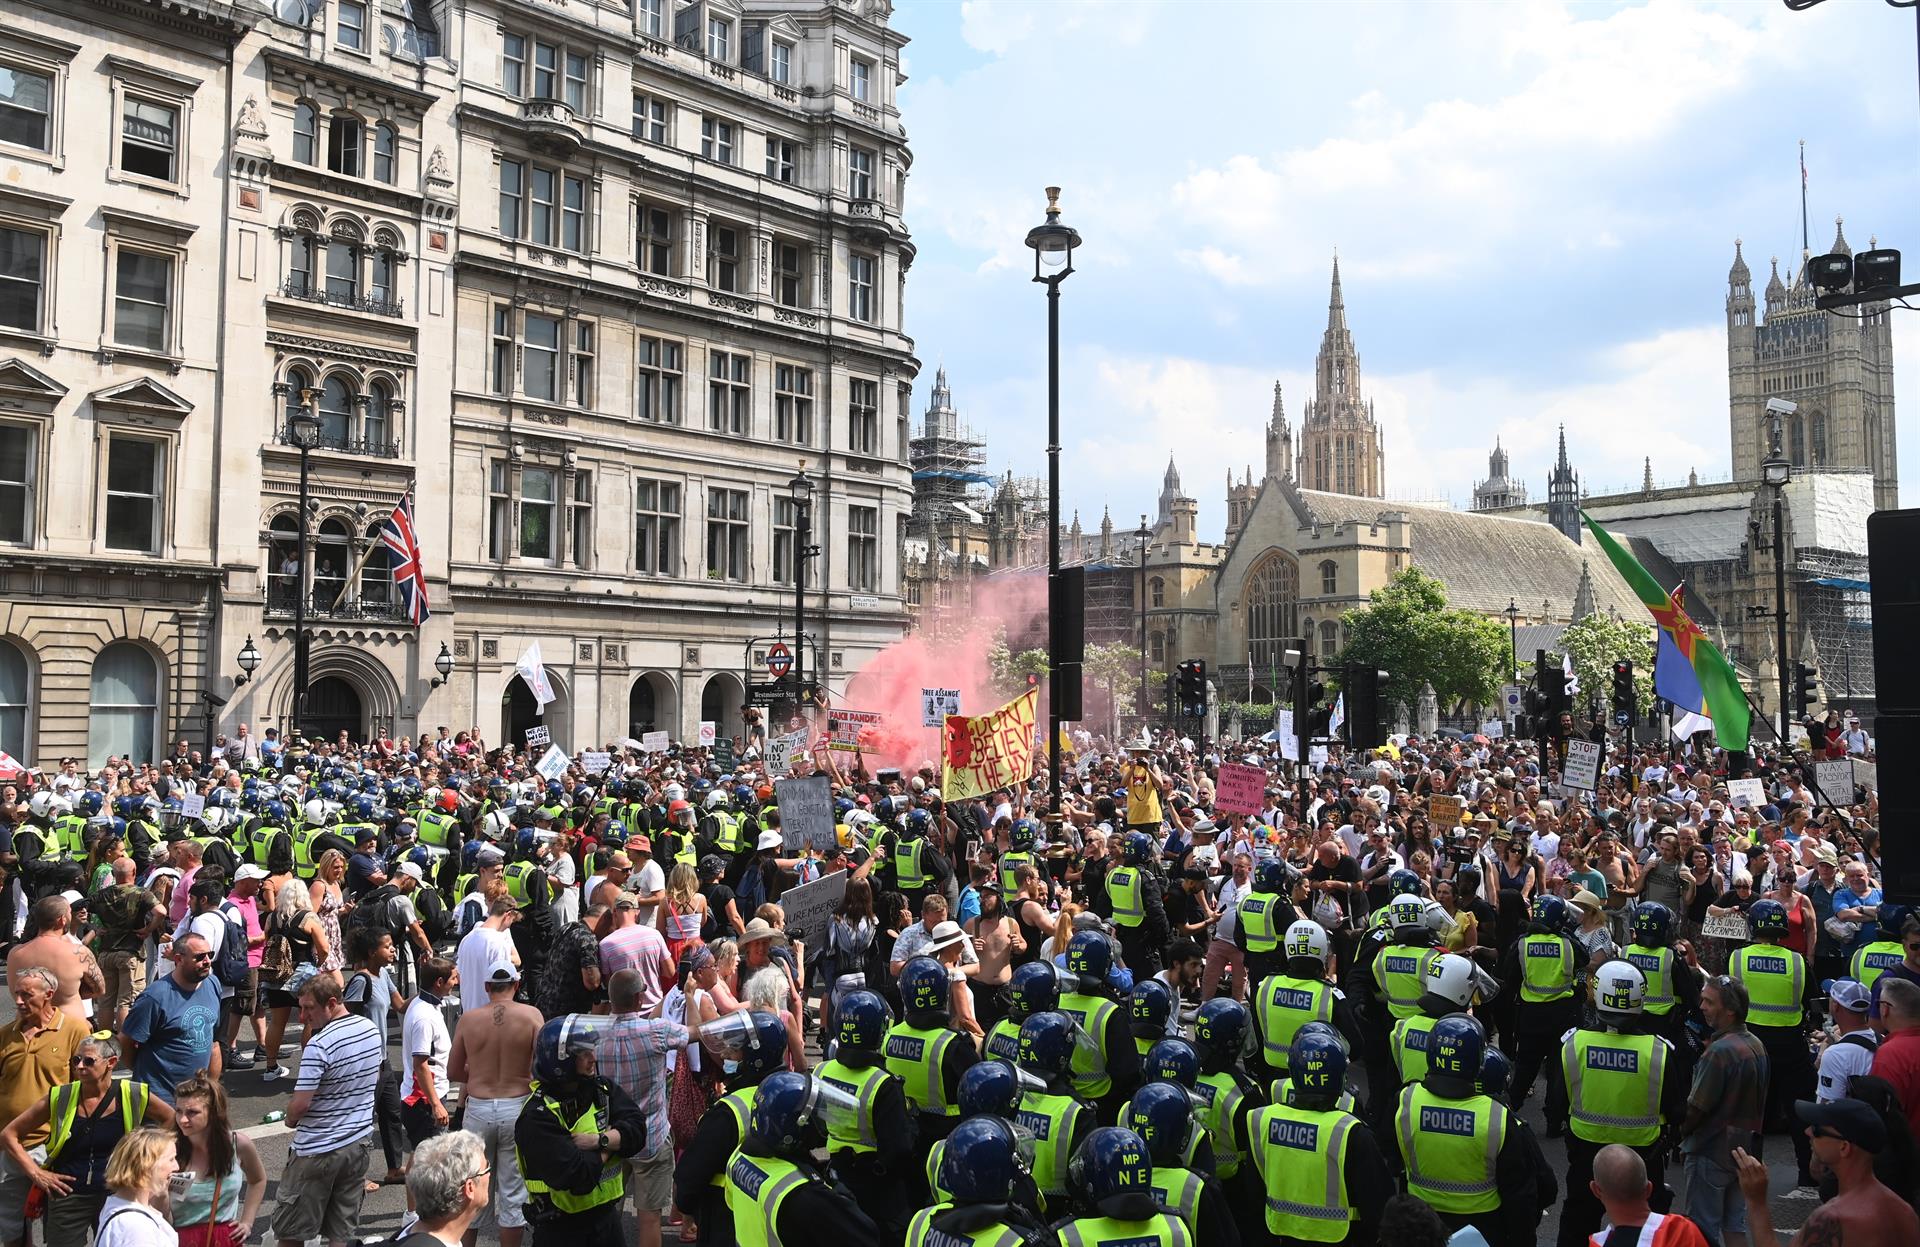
[371,250,398,311]
[1149,632,1165,663]
[1319,559,1338,595]
[360,518,392,608]
[1810,411,1828,466]
[88,643,159,765]
[365,381,392,452]
[1245,551,1298,672]
[1149,577,1165,609]
[318,375,354,448]
[0,640,28,762]
[373,122,396,184]
[325,226,359,302]
[1320,619,1339,658]
[292,102,317,164]
[281,366,313,438]
[268,512,300,609]
[314,517,352,609]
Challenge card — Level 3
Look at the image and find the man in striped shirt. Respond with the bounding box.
[273,973,384,1247]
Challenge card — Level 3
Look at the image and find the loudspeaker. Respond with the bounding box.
[1868,509,1920,713]
[1050,566,1085,721]
[1878,714,1920,903]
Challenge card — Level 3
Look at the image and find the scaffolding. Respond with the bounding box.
[908,368,992,537]
[1798,547,1875,705]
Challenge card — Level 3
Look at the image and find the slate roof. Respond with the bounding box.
[1293,490,1646,620]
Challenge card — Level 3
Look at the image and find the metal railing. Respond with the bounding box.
[266,583,410,622]
[274,419,402,459]
[279,278,404,318]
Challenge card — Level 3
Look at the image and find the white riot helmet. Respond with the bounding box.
[663,782,686,803]
[482,807,516,841]
[1283,919,1331,965]
[704,789,729,812]
[1424,953,1478,1009]
[1594,960,1647,1018]
[302,796,336,826]
[28,790,68,820]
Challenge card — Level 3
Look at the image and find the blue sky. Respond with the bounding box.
[893,0,1920,533]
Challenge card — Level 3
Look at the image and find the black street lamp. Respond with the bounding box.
[234,637,261,686]
[1135,516,1151,732]
[1503,598,1520,683]
[280,384,321,741]
[431,641,455,689]
[1762,402,1794,739]
[1025,187,1081,828]
[788,463,819,717]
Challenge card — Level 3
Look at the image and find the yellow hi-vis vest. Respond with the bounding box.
[893,836,929,892]
[1624,945,1677,1016]
[1239,892,1283,954]
[1107,866,1145,928]
[1395,1084,1508,1214]
[1391,1013,1445,1085]
[1055,991,1118,1099]
[1519,934,1577,1004]
[883,1021,958,1116]
[1015,1088,1086,1205]
[905,1208,1031,1247]
[703,1089,754,1189]
[1374,945,1439,1019]
[984,1016,1023,1065]
[517,1087,625,1214]
[713,812,746,855]
[1268,1078,1358,1115]
[290,825,323,879]
[1851,940,1905,990]
[1057,1214,1189,1247]
[723,1150,811,1247]
[1191,1070,1247,1181]
[249,825,288,867]
[814,1058,889,1154]
[416,810,458,848]
[1562,1029,1666,1147]
[504,861,539,908]
[46,1081,149,1162]
[1148,1164,1205,1238]
[1000,851,1034,904]
[53,814,87,858]
[1255,974,1335,1070]
[1247,1101,1359,1243]
[1731,943,1805,1028]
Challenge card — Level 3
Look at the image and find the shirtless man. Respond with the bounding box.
[447,957,541,1247]
[6,895,103,1022]
[1735,1096,1920,1247]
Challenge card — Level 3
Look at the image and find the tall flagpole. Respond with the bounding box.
[1799,139,1809,258]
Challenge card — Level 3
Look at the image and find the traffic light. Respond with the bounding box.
[1793,661,1819,720]
[1347,666,1389,749]
[1610,661,1634,726]
[1176,660,1207,718]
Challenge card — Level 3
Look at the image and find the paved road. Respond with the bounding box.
[2,981,1819,1244]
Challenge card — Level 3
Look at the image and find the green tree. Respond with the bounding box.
[1334,567,1508,710]
[987,633,1051,701]
[1084,642,1145,738]
[1553,613,1657,718]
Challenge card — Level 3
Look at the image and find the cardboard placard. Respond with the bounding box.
[641,731,670,754]
[1852,758,1876,795]
[827,709,883,753]
[1563,739,1602,793]
[178,793,206,820]
[773,774,834,852]
[1812,759,1855,807]
[771,730,809,775]
[1481,720,1504,740]
[579,751,612,774]
[534,744,570,781]
[524,725,552,750]
[1701,912,1751,942]
[1429,794,1465,828]
[698,721,717,747]
[1278,709,1298,762]
[922,687,961,728]
[1308,745,1329,769]
[1727,778,1766,810]
[1213,762,1267,816]
[775,867,847,957]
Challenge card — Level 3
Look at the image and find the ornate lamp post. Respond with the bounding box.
[282,389,321,740]
[788,464,817,716]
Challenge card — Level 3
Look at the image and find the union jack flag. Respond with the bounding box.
[382,490,431,624]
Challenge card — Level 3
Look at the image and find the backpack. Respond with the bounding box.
[413,884,453,942]
[346,883,410,946]
[211,902,250,989]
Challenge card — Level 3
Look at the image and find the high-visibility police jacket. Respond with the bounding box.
[666,833,699,871]
[1055,991,1119,1099]
[1055,1213,1191,1247]
[1374,944,1441,1019]
[1256,973,1336,1069]
[1394,1084,1508,1215]
[884,1020,959,1117]
[702,1089,754,1190]
[290,825,324,879]
[53,814,88,858]
[1731,943,1805,1028]
[1015,1088,1086,1204]
[1519,933,1578,1004]
[518,1090,625,1214]
[1192,1070,1249,1181]
[1239,891,1284,954]
[14,825,61,864]
[1391,1013,1445,1085]
[1000,850,1034,903]
[1562,1029,1667,1147]
[814,1057,890,1154]
[1851,940,1905,990]
[893,836,929,892]
[712,811,746,855]
[249,824,288,867]
[1269,1079,1358,1115]
[46,1081,149,1163]
[905,1206,1030,1247]
[1107,866,1145,928]
[504,861,540,908]
[416,810,458,849]
[1148,1164,1205,1238]
[984,1016,1023,1064]
[334,824,377,855]
[1624,944,1677,1016]
[1247,1101,1360,1243]
[724,1150,814,1247]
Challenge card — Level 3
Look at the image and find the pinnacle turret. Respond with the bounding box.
[1729,237,1750,284]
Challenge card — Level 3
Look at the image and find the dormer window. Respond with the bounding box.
[770,40,793,84]
[707,16,731,62]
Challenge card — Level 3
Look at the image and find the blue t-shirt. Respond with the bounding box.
[955,885,981,929]
[1834,886,1884,946]
[123,973,223,1103]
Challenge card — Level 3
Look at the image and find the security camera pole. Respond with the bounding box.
[1762,397,1795,740]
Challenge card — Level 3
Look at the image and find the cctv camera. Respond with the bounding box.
[1765,397,1798,417]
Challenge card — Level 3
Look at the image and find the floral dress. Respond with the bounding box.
[315,885,346,972]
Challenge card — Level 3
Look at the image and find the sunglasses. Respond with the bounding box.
[70,1055,102,1067]
[185,951,214,962]
[466,1167,492,1183]
[1810,1126,1846,1142]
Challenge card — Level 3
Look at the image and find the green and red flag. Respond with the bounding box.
[1581,511,1751,752]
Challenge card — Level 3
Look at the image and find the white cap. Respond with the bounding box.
[397,861,425,882]
[234,864,270,883]
[485,957,520,984]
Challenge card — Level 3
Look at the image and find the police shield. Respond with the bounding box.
[805,1075,866,1139]
[700,1009,778,1061]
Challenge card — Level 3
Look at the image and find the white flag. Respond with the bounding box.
[1671,709,1713,740]
[1562,652,1581,698]
[515,642,556,711]
[1328,693,1346,740]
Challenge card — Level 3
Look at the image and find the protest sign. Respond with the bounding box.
[179,793,206,820]
[1727,778,1766,810]
[941,689,1039,802]
[1853,758,1876,795]
[771,730,809,775]
[774,775,834,852]
[1213,763,1267,816]
[1308,745,1329,769]
[922,688,961,728]
[579,751,612,774]
[1563,739,1602,792]
[1812,759,1855,807]
[534,745,570,781]
[1481,720,1505,740]
[827,709,884,753]
[1278,710,1298,762]
[1429,794,1465,828]
[698,721,716,747]
[640,731,670,754]
[776,868,848,957]
[1701,912,1750,942]
[524,725,551,750]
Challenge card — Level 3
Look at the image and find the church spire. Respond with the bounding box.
[1547,424,1582,545]
[1327,251,1346,334]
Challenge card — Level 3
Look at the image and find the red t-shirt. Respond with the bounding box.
[1871,1028,1920,1141]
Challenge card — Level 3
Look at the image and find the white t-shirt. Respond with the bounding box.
[548,852,579,927]
[164,910,233,999]
[456,925,516,1013]
[399,994,453,1101]
[1214,875,1250,943]
[1816,1031,1878,1101]
[632,858,666,929]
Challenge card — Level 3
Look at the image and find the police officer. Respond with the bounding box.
[1130,979,1174,1059]
[672,1010,790,1247]
[1475,1043,1558,1241]
[505,828,559,991]
[513,1015,648,1247]
[1253,918,1360,1085]
[908,1115,1052,1247]
[723,1071,882,1247]
[1236,859,1294,988]
[1001,818,1041,905]
[1849,903,1910,989]
[1050,1125,1192,1247]
[1499,894,1589,1122]
[924,1060,1050,1224]
[1390,952,1482,1094]
[1390,1015,1544,1247]
[247,800,293,872]
[988,961,1059,1064]
[1014,1010,1097,1216]
[885,956,979,1167]
[1246,1028,1391,1247]
[1108,832,1170,977]
[1729,897,1816,1188]
[813,990,916,1238]
[1620,901,1700,1086]
[1352,894,1445,1113]
[1188,999,1263,1195]
[1547,960,1687,1247]
[884,807,952,913]
[1126,1081,1237,1245]
[1055,931,1141,1121]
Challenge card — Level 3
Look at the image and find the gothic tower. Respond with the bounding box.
[1470,437,1527,511]
[1727,223,1898,509]
[1265,383,1293,483]
[1546,425,1582,544]
[1297,255,1385,497]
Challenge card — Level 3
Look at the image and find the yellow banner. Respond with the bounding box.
[942,689,1040,802]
